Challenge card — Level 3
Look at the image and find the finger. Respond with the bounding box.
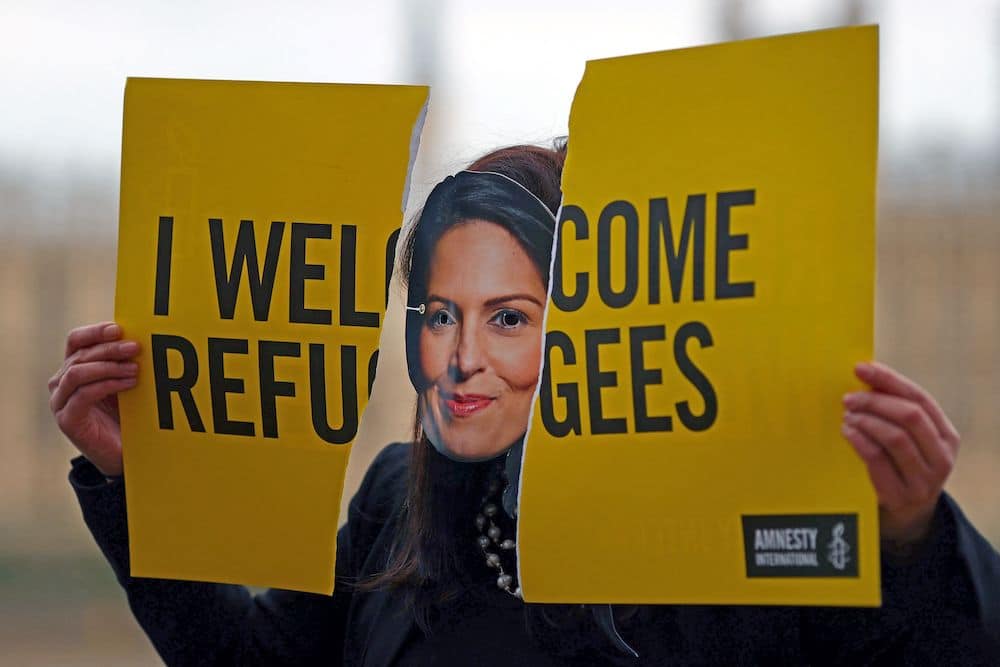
[52,340,141,393]
[841,423,906,509]
[50,361,138,413]
[842,391,952,478]
[69,339,141,366]
[855,362,960,449]
[65,322,121,357]
[843,410,933,499]
[57,377,137,429]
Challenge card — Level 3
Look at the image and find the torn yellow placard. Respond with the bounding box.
[115,77,427,594]
[520,26,879,605]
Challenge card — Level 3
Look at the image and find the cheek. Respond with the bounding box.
[491,335,543,391]
[419,329,452,381]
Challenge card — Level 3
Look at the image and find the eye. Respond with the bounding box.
[490,309,527,330]
[428,308,456,329]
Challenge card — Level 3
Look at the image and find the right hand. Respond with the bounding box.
[48,321,140,477]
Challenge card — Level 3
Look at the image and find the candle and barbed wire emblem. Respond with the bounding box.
[827,522,851,571]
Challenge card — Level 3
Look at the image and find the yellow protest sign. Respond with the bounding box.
[115,78,427,594]
[519,27,879,605]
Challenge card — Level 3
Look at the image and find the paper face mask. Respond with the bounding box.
[403,170,557,462]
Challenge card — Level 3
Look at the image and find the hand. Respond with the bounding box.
[841,361,961,551]
[48,322,141,477]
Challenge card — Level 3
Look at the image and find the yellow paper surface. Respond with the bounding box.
[115,78,427,593]
[519,27,879,605]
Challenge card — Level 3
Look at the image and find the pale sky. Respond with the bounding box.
[1,0,997,179]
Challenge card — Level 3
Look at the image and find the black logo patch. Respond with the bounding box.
[741,514,859,578]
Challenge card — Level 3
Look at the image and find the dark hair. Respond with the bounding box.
[400,142,565,294]
[359,140,566,627]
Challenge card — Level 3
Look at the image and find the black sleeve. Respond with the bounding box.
[69,455,359,666]
[799,493,1000,666]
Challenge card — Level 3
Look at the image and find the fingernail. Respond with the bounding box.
[124,377,138,385]
[103,324,122,339]
[842,393,860,408]
[855,362,874,380]
[844,411,860,425]
[123,362,138,373]
[119,341,139,354]
[840,423,854,437]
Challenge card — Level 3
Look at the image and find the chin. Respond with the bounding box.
[437,431,510,462]
[420,392,509,462]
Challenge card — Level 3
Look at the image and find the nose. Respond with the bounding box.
[449,322,487,382]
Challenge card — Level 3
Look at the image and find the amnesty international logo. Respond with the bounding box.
[742,514,859,578]
[827,522,851,571]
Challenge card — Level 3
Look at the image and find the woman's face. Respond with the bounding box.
[418,219,547,460]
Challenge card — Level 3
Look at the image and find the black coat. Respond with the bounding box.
[71,442,1000,665]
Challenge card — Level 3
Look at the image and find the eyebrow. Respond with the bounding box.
[426,295,456,309]
[485,293,544,308]
[426,293,544,308]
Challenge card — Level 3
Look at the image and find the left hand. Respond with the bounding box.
[841,361,961,551]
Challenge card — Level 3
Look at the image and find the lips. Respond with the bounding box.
[443,393,495,417]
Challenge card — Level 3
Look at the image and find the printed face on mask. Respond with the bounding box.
[418,220,547,460]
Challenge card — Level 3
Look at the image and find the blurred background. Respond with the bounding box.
[2,0,997,663]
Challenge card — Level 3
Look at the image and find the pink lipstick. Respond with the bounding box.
[444,393,494,417]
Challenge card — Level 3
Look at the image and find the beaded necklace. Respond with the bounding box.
[475,473,522,599]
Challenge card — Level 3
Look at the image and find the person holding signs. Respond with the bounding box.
[52,142,998,664]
